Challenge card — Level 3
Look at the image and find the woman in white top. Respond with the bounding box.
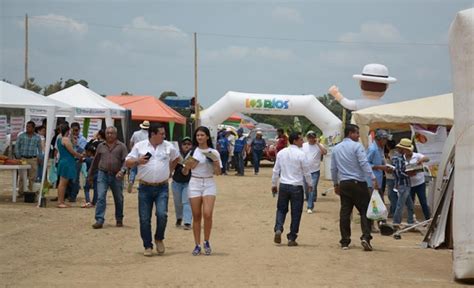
[182,126,221,256]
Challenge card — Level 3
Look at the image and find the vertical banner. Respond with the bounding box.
[10,116,25,141]
[410,125,447,177]
[0,115,7,154]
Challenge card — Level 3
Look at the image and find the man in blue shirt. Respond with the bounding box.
[331,124,377,251]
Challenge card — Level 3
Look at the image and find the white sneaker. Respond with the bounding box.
[307,209,313,214]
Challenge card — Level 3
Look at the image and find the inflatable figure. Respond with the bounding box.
[329,63,397,111]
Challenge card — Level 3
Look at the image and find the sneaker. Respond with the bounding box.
[274,230,282,244]
[155,240,165,254]
[204,240,212,255]
[288,240,298,247]
[307,209,313,214]
[143,248,153,257]
[92,222,103,229]
[192,245,201,256]
[183,223,191,230]
[341,244,350,250]
[175,219,182,227]
[116,220,123,227]
[254,172,258,175]
[127,182,133,193]
[361,239,373,251]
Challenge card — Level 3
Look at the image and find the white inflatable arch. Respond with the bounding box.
[200,91,342,179]
[450,8,474,282]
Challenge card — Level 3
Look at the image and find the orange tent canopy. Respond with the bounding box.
[107,95,186,125]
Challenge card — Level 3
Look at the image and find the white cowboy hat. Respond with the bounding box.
[353,63,397,84]
[140,120,150,129]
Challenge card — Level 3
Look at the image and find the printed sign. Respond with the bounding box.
[410,124,448,176]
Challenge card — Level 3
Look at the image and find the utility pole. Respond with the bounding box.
[24,14,29,90]
[194,32,200,127]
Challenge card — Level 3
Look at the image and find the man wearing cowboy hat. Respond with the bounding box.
[128,120,151,193]
[391,138,415,228]
[328,63,397,111]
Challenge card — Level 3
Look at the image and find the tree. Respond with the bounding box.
[121,91,133,96]
[20,77,42,93]
[63,79,89,89]
[43,80,63,96]
[159,91,177,101]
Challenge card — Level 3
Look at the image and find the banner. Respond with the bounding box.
[410,124,448,176]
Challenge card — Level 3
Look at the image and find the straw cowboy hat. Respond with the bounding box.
[353,63,397,84]
[140,120,150,129]
[396,138,414,151]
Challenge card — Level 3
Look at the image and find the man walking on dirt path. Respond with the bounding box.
[331,124,377,251]
[272,132,312,247]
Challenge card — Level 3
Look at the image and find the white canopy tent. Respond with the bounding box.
[351,93,453,147]
[0,81,73,206]
[47,84,127,135]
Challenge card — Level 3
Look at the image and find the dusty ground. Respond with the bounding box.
[0,162,460,287]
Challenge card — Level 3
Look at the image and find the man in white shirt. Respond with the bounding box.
[125,123,180,257]
[302,130,327,214]
[127,120,150,193]
[271,132,312,247]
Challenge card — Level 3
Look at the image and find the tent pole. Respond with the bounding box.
[169,121,175,141]
[83,118,90,138]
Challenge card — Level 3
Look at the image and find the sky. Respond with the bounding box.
[1,0,472,109]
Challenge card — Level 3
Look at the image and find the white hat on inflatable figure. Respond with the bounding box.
[328,63,397,111]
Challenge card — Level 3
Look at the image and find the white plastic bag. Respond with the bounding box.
[366,189,388,220]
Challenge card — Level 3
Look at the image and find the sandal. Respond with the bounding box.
[81,202,93,208]
[57,203,70,208]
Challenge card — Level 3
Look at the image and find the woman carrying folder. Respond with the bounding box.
[182,126,222,256]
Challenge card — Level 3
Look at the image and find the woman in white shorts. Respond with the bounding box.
[182,126,221,256]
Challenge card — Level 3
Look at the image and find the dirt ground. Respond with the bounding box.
[0,162,460,287]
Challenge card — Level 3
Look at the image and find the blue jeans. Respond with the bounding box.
[274,183,304,241]
[252,149,263,173]
[410,182,431,220]
[171,181,192,225]
[84,172,98,204]
[303,171,320,210]
[129,166,138,184]
[393,185,414,225]
[94,171,124,224]
[219,151,229,174]
[138,183,169,249]
[233,152,244,175]
[386,179,397,216]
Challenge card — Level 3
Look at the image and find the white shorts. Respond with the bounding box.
[188,177,217,198]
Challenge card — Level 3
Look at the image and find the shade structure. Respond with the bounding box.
[106,95,186,125]
[352,93,453,131]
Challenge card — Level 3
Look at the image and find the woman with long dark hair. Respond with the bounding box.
[56,123,83,208]
[182,126,221,255]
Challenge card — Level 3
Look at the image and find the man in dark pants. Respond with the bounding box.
[271,132,312,247]
[331,124,377,251]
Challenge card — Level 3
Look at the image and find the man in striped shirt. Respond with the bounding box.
[14,121,41,194]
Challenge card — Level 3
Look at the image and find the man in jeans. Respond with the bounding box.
[331,124,377,251]
[302,130,327,214]
[88,126,128,229]
[272,132,312,247]
[125,123,179,256]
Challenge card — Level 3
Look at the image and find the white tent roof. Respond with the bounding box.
[1,81,60,109]
[352,93,453,131]
[47,84,126,119]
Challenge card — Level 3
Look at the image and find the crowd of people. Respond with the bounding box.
[11,119,431,256]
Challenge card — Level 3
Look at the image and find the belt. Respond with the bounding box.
[340,179,367,184]
[139,180,168,186]
[191,176,213,179]
[21,156,36,159]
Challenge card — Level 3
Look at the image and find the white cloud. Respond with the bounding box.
[29,14,88,34]
[204,46,294,63]
[123,16,188,40]
[339,22,402,43]
[272,7,303,24]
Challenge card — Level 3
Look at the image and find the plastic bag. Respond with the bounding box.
[366,189,388,220]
